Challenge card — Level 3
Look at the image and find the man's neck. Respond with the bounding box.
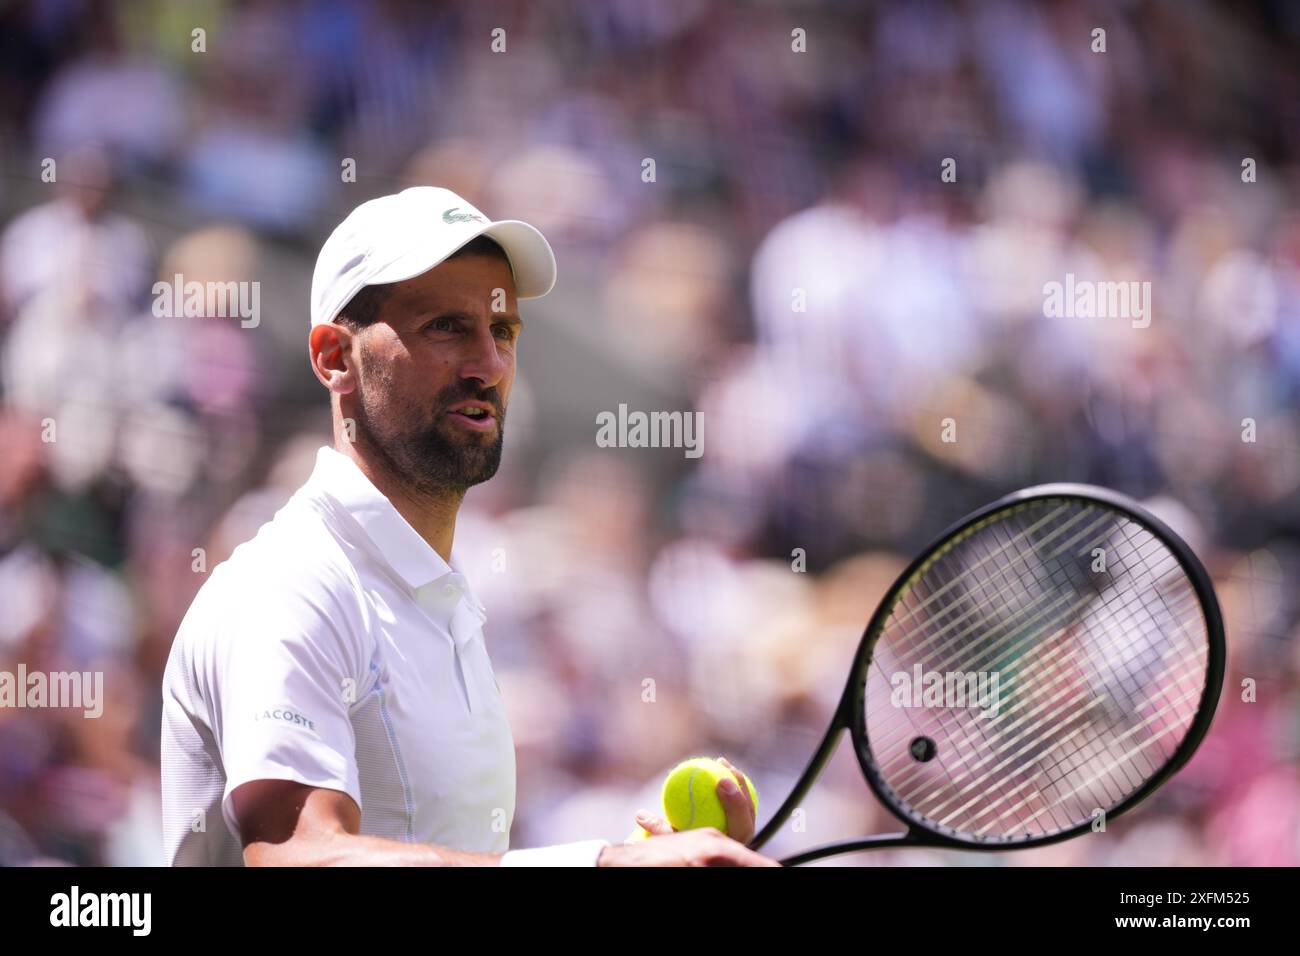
[336,440,462,564]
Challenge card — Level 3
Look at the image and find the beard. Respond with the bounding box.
[353,375,505,497]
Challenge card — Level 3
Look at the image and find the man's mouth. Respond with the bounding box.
[446,401,498,432]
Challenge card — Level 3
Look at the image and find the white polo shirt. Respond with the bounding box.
[160,445,607,866]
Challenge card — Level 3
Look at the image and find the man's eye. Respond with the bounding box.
[429,317,454,332]
[493,326,514,340]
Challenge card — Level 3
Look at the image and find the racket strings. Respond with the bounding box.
[879,606,1202,834]
[883,507,1113,661]
[896,553,1201,833]
[940,638,1203,834]
[876,512,1196,735]
[882,550,1200,759]
[862,499,1210,842]
[905,513,1175,673]
[873,518,1183,749]
[878,541,1201,832]
[971,681,1205,838]
[992,682,1205,836]
[857,512,1123,806]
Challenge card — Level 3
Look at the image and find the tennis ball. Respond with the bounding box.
[661,757,758,835]
[624,826,651,842]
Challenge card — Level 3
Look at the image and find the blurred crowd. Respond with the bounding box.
[0,0,1297,866]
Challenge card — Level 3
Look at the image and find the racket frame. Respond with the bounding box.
[750,483,1226,864]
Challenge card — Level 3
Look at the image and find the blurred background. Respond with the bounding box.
[0,0,1297,866]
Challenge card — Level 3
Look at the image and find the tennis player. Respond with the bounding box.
[160,186,776,867]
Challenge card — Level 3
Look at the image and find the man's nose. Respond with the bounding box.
[458,324,508,386]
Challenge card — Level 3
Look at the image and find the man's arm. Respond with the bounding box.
[232,778,779,866]
[233,779,497,866]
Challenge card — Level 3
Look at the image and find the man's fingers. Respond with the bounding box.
[716,757,755,819]
[634,809,674,836]
[716,775,756,844]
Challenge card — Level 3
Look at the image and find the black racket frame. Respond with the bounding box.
[749,483,1226,865]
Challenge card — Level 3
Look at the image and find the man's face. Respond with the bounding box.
[347,254,521,496]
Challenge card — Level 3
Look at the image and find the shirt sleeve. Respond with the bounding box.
[202,574,366,843]
[499,840,611,867]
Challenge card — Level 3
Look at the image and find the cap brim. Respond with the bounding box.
[369,218,557,299]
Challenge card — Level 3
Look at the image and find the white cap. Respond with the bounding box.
[310,186,557,327]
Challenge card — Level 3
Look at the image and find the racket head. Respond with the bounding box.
[847,483,1225,851]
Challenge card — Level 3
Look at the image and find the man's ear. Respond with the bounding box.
[308,323,358,395]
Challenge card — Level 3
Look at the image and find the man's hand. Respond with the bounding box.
[611,756,775,865]
[598,828,780,866]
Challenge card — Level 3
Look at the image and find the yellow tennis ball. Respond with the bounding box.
[661,756,758,835]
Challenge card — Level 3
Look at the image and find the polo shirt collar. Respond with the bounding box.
[307,445,480,605]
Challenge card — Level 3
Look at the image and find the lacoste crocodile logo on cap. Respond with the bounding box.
[442,207,485,224]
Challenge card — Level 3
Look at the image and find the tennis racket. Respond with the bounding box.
[749,483,1225,865]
